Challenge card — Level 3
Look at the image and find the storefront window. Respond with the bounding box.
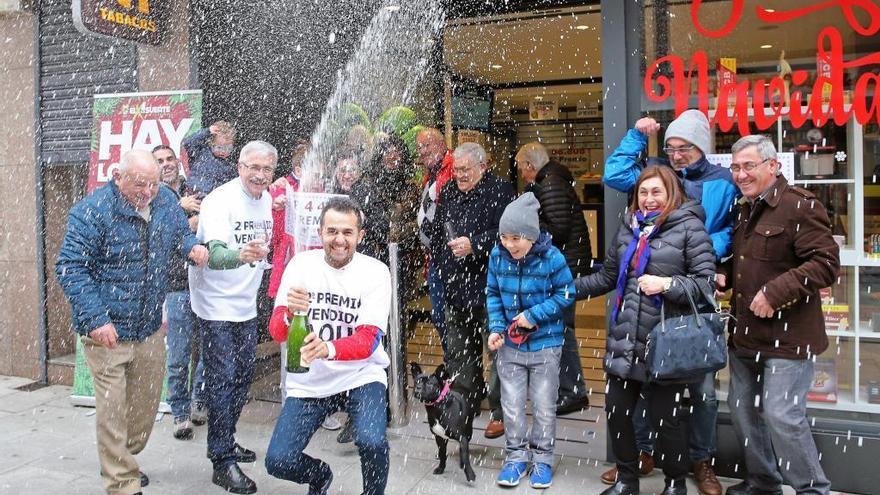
[637,0,880,414]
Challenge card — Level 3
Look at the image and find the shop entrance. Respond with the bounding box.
[403,2,610,459]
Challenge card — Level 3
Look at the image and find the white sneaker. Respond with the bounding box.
[321,414,342,431]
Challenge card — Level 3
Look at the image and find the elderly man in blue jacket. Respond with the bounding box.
[600,110,737,494]
[56,149,208,495]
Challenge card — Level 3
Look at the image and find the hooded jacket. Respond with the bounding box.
[182,128,238,196]
[486,232,575,351]
[604,128,739,259]
[56,182,199,340]
[574,201,716,382]
[525,160,593,277]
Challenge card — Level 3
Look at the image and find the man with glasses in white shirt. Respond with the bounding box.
[188,141,277,494]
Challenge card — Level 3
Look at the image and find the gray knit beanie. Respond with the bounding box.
[664,109,712,155]
[499,192,540,241]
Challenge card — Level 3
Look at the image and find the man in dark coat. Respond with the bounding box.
[718,135,838,495]
[431,142,514,438]
[515,142,591,416]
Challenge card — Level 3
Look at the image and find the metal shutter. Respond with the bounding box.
[39,0,137,165]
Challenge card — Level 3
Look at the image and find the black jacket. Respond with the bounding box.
[348,181,391,264]
[431,172,514,308]
[574,201,716,382]
[525,160,593,277]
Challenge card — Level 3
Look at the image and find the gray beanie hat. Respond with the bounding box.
[499,192,540,241]
[664,109,712,156]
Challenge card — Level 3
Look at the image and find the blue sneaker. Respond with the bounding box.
[496,461,529,487]
[529,462,553,489]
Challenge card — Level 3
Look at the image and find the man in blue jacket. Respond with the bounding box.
[601,109,736,495]
[56,149,208,495]
[430,142,514,437]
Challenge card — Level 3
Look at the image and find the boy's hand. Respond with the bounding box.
[487,332,505,351]
[513,312,534,329]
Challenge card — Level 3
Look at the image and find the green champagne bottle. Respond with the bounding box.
[286,310,310,373]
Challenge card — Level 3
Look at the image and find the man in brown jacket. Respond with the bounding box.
[718,135,838,495]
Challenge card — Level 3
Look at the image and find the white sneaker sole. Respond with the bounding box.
[496,471,527,487]
[530,480,553,489]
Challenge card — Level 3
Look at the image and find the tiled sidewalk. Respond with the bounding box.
[0,375,805,494]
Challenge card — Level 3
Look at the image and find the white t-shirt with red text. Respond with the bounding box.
[274,249,391,398]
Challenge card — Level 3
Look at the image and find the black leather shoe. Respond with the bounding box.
[725,481,783,495]
[556,395,589,416]
[99,470,149,488]
[234,443,257,463]
[212,463,257,494]
[600,480,639,495]
[661,478,687,495]
[308,469,333,495]
[336,419,354,444]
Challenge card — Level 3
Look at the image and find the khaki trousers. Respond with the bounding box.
[82,330,166,495]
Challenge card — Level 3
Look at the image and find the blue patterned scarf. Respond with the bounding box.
[611,210,663,324]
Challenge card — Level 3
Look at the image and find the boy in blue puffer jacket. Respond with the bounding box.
[486,192,575,490]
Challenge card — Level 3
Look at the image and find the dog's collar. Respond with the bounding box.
[428,380,452,405]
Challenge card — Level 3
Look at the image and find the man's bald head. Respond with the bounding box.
[416,127,447,172]
[113,149,160,209]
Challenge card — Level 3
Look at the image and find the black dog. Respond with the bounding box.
[410,362,476,482]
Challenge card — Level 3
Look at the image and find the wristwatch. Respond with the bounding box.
[662,277,672,293]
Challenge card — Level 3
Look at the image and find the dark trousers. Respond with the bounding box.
[444,305,501,419]
[558,305,587,402]
[265,382,389,495]
[200,317,258,469]
[606,376,689,483]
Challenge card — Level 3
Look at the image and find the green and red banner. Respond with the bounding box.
[87,90,202,192]
[73,90,202,409]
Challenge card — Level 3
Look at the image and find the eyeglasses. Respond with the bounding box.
[211,144,234,153]
[663,145,697,156]
[240,162,276,175]
[729,158,770,174]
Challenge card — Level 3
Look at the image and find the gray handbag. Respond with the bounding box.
[645,277,728,381]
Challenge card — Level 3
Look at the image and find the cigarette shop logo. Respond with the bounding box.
[74,0,167,45]
[99,0,157,33]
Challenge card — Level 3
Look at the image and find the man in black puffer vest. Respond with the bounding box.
[516,142,592,415]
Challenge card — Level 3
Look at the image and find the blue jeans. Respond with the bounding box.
[497,345,561,466]
[427,263,447,357]
[265,382,389,495]
[165,291,205,420]
[631,372,718,462]
[200,317,258,469]
[687,372,718,462]
[728,354,831,495]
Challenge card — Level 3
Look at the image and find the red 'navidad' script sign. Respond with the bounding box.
[87,90,202,192]
[644,0,880,133]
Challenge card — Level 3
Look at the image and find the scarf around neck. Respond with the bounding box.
[611,210,663,324]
